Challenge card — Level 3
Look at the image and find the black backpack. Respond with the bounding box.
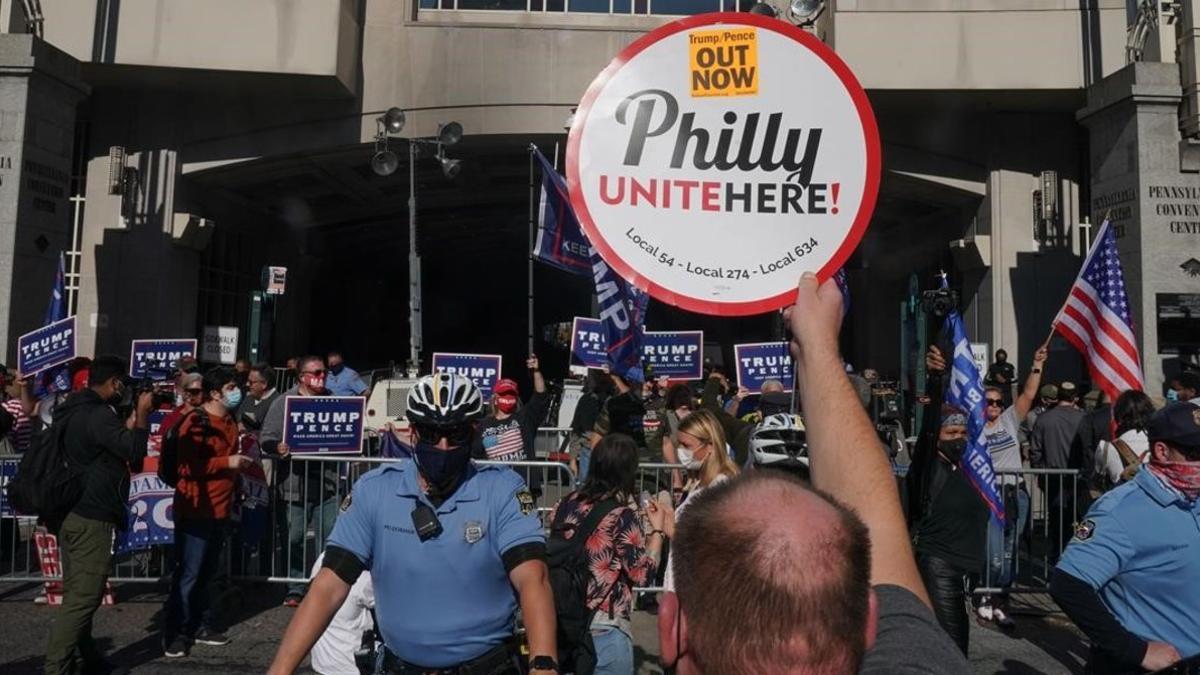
[5,401,98,529]
[158,408,208,488]
[548,497,621,675]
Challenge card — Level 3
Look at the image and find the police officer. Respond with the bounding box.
[1050,401,1200,674]
[268,373,559,675]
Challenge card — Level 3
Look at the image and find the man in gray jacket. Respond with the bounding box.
[259,355,342,606]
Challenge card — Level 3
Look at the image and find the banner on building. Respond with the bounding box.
[283,396,365,455]
[643,331,704,380]
[431,353,504,400]
[130,339,197,379]
[17,316,76,376]
[734,342,795,393]
[570,317,608,370]
[116,459,175,555]
[201,326,239,365]
[567,13,880,316]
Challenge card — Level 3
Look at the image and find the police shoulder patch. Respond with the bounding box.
[1073,519,1096,542]
[515,488,535,516]
[339,494,352,513]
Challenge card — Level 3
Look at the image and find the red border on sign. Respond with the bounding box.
[566,13,881,317]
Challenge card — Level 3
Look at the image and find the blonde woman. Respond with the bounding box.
[649,408,739,592]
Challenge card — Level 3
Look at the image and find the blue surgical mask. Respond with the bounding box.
[222,388,243,410]
[1166,389,1180,402]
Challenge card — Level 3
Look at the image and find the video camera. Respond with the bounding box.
[869,380,905,460]
[920,287,960,317]
[117,360,177,417]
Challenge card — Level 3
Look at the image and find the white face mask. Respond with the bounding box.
[676,442,704,471]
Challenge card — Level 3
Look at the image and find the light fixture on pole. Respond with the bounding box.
[437,122,463,147]
[788,0,823,24]
[367,112,465,373]
[371,107,407,176]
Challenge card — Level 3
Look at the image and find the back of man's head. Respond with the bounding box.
[670,471,873,674]
[89,355,127,390]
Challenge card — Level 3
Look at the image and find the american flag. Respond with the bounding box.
[1053,220,1144,401]
[486,426,525,461]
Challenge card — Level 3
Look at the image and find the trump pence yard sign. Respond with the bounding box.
[567,13,880,316]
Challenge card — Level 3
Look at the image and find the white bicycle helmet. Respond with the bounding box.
[750,413,809,476]
[406,373,484,427]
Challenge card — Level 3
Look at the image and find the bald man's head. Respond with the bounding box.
[665,471,874,675]
[761,379,785,394]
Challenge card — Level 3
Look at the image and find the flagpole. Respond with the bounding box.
[1044,209,1112,349]
[527,145,536,359]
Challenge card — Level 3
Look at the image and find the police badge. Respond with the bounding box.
[515,488,535,516]
[1073,519,1095,542]
[464,521,484,544]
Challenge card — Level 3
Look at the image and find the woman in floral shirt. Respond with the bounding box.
[552,433,672,675]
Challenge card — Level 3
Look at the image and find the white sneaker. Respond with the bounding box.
[33,593,48,605]
[993,607,1015,629]
[976,603,994,621]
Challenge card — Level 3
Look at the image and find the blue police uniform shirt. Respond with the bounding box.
[1057,468,1200,658]
[326,366,368,397]
[326,460,544,668]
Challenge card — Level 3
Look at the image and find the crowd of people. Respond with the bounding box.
[1,278,1198,674]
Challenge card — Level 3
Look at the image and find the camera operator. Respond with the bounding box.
[44,355,152,675]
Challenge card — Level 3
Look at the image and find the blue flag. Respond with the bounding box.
[590,246,648,384]
[34,253,69,396]
[941,284,1005,524]
[532,147,591,276]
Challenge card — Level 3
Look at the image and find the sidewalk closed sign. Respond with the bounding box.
[568,13,880,316]
[201,326,238,365]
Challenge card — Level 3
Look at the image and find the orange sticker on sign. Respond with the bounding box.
[689,28,758,98]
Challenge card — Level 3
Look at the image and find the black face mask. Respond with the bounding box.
[759,391,792,417]
[937,438,967,464]
[413,442,472,495]
[330,364,345,375]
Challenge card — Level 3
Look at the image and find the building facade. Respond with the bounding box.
[0,0,1197,396]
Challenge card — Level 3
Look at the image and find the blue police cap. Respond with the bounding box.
[1147,402,1200,448]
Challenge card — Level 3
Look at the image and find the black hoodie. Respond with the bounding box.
[59,389,149,527]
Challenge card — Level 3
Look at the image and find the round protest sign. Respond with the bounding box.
[567,13,880,316]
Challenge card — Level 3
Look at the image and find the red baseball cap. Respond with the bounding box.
[494,379,519,396]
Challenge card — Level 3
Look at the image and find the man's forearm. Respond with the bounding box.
[1049,568,1147,666]
[796,340,930,604]
[533,370,546,394]
[268,570,350,675]
[514,562,556,664]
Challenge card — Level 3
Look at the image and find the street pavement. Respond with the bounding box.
[0,582,1088,674]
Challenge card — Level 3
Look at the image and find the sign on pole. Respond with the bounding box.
[431,353,504,400]
[969,342,990,379]
[734,342,795,393]
[129,339,197,379]
[643,331,704,380]
[569,317,608,371]
[567,13,880,316]
[283,396,365,455]
[17,316,76,376]
[201,326,239,365]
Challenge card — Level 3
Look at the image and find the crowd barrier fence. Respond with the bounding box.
[0,447,1088,599]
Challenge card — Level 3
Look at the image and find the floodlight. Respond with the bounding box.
[438,122,463,146]
[371,149,399,176]
[381,107,406,134]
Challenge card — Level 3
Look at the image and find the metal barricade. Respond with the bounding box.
[973,467,1083,595]
[229,456,577,585]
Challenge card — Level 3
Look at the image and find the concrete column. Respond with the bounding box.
[74,144,203,358]
[1078,62,1200,396]
[977,113,1086,383]
[0,34,87,363]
